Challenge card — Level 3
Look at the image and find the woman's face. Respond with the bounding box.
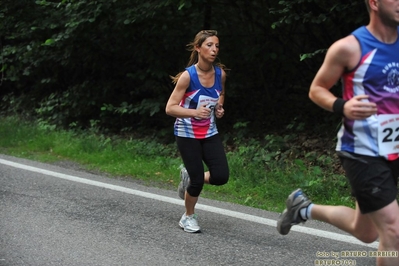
[196,36,219,63]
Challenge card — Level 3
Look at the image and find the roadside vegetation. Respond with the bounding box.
[1,2,366,212]
[0,116,354,212]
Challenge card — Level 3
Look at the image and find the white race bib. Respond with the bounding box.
[377,114,399,155]
[194,95,218,120]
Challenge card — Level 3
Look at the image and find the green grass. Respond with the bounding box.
[0,116,355,212]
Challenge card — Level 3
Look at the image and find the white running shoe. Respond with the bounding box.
[177,167,190,200]
[179,213,201,233]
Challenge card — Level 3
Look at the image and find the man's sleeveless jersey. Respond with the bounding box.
[174,65,222,139]
[337,26,399,160]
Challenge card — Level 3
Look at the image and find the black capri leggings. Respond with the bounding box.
[176,134,229,197]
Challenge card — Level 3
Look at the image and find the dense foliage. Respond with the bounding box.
[1,0,368,143]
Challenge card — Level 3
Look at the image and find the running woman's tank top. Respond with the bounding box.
[337,26,399,160]
[174,65,223,139]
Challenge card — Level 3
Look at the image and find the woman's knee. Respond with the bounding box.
[209,171,229,186]
[187,182,204,197]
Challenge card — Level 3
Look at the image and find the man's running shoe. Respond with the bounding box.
[277,188,312,235]
[178,167,190,200]
[179,213,201,233]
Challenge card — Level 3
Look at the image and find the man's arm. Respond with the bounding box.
[309,35,377,119]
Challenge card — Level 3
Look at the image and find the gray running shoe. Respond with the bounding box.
[277,188,312,235]
[179,213,201,233]
[177,167,190,199]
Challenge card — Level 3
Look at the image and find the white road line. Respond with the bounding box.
[0,158,379,249]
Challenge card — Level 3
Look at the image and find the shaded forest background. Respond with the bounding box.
[0,1,368,146]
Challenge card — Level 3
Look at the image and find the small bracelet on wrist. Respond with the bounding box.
[332,98,347,117]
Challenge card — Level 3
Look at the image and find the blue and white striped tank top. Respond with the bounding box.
[174,65,222,139]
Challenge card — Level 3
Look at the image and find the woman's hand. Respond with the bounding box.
[215,103,225,119]
[195,104,212,119]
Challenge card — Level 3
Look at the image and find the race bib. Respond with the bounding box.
[194,95,218,120]
[377,114,399,155]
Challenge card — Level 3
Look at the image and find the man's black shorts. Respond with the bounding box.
[338,151,399,214]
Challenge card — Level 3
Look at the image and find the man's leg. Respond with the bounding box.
[369,200,399,266]
[312,200,399,265]
[311,202,378,243]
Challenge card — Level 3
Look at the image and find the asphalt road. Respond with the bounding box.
[0,154,379,266]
